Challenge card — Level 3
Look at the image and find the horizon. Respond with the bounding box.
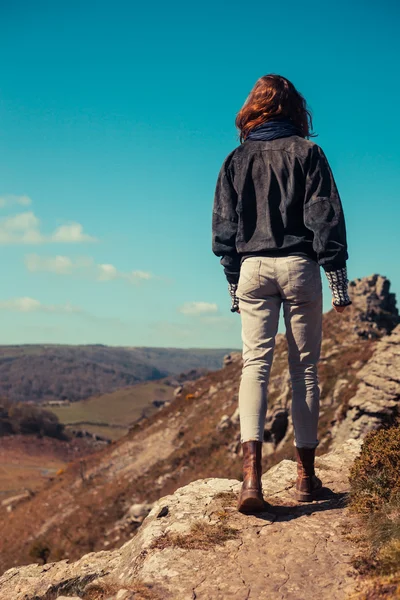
[1,1,399,347]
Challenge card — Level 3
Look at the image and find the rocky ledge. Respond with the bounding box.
[331,323,400,447]
[0,439,364,600]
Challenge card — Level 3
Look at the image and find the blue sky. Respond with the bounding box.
[0,0,399,348]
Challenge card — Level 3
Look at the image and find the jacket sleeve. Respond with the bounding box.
[303,144,349,272]
[212,151,241,284]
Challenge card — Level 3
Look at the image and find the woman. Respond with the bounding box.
[212,74,352,513]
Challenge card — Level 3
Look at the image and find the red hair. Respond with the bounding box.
[235,74,316,143]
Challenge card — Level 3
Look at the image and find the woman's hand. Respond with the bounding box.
[332,300,347,313]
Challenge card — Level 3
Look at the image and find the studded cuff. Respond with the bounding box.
[228,282,240,313]
[325,266,352,306]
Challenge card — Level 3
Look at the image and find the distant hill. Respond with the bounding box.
[50,379,177,440]
[0,345,237,404]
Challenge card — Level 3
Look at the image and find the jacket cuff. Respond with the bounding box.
[225,270,240,285]
[325,266,352,306]
[322,259,347,272]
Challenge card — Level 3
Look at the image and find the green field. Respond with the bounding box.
[50,381,174,440]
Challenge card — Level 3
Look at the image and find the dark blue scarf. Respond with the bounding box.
[246,118,303,141]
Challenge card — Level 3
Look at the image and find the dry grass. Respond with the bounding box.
[349,426,400,595]
[348,574,400,600]
[150,520,239,551]
[213,491,238,505]
[82,580,163,600]
[349,426,400,515]
[39,578,164,600]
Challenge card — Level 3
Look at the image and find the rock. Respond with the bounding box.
[348,274,400,338]
[216,414,230,431]
[1,491,32,510]
[223,352,242,367]
[115,591,130,600]
[208,385,218,396]
[156,473,172,487]
[227,435,241,456]
[0,440,364,600]
[230,406,240,427]
[173,386,183,398]
[331,324,400,448]
[128,503,153,521]
[324,378,349,407]
[152,399,166,408]
[264,407,289,445]
[223,354,233,366]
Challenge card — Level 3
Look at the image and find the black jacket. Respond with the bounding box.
[212,135,349,284]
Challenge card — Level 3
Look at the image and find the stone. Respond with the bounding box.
[128,503,153,520]
[223,352,242,367]
[1,491,32,509]
[115,590,130,600]
[331,324,400,447]
[264,407,289,445]
[216,414,230,431]
[223,354,233,366]
[230,406,240,426]
[0,440,365,600]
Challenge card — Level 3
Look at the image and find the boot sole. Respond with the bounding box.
[294,485,323,503]
[237,491,265,514]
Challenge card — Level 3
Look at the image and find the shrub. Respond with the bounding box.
[349,425,400,582]
[349,425,400,515]
[3,402,67,439]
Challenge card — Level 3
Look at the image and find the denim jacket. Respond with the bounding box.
[212,135,349,284]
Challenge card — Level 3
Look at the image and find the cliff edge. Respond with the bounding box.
[0,439,364,600]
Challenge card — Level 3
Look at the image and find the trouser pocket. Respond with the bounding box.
[286,257,321,300]
[237,258,261,296]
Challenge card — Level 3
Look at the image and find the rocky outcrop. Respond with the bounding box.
[0,439,363,600]
[348,274,399,338]
[331,324,400,447]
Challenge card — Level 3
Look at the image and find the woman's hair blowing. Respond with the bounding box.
[235,74,315,143]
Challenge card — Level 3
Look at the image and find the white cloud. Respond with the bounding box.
[0,211,96,245]
[25,254,75,274]
[131,270,152,280]
[97,263,119,281]
[179,302,219,316]
[0,195,32,208]
[25,254,154,284]
[3,211,39,230]
[97,264,153,283]
[0,297,81,314]
[51,223,96,243]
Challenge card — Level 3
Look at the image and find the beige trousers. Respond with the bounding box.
[236,255,323,449]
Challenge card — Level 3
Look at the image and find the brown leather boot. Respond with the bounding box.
[294,446,323,502]
[237,440,264,513]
